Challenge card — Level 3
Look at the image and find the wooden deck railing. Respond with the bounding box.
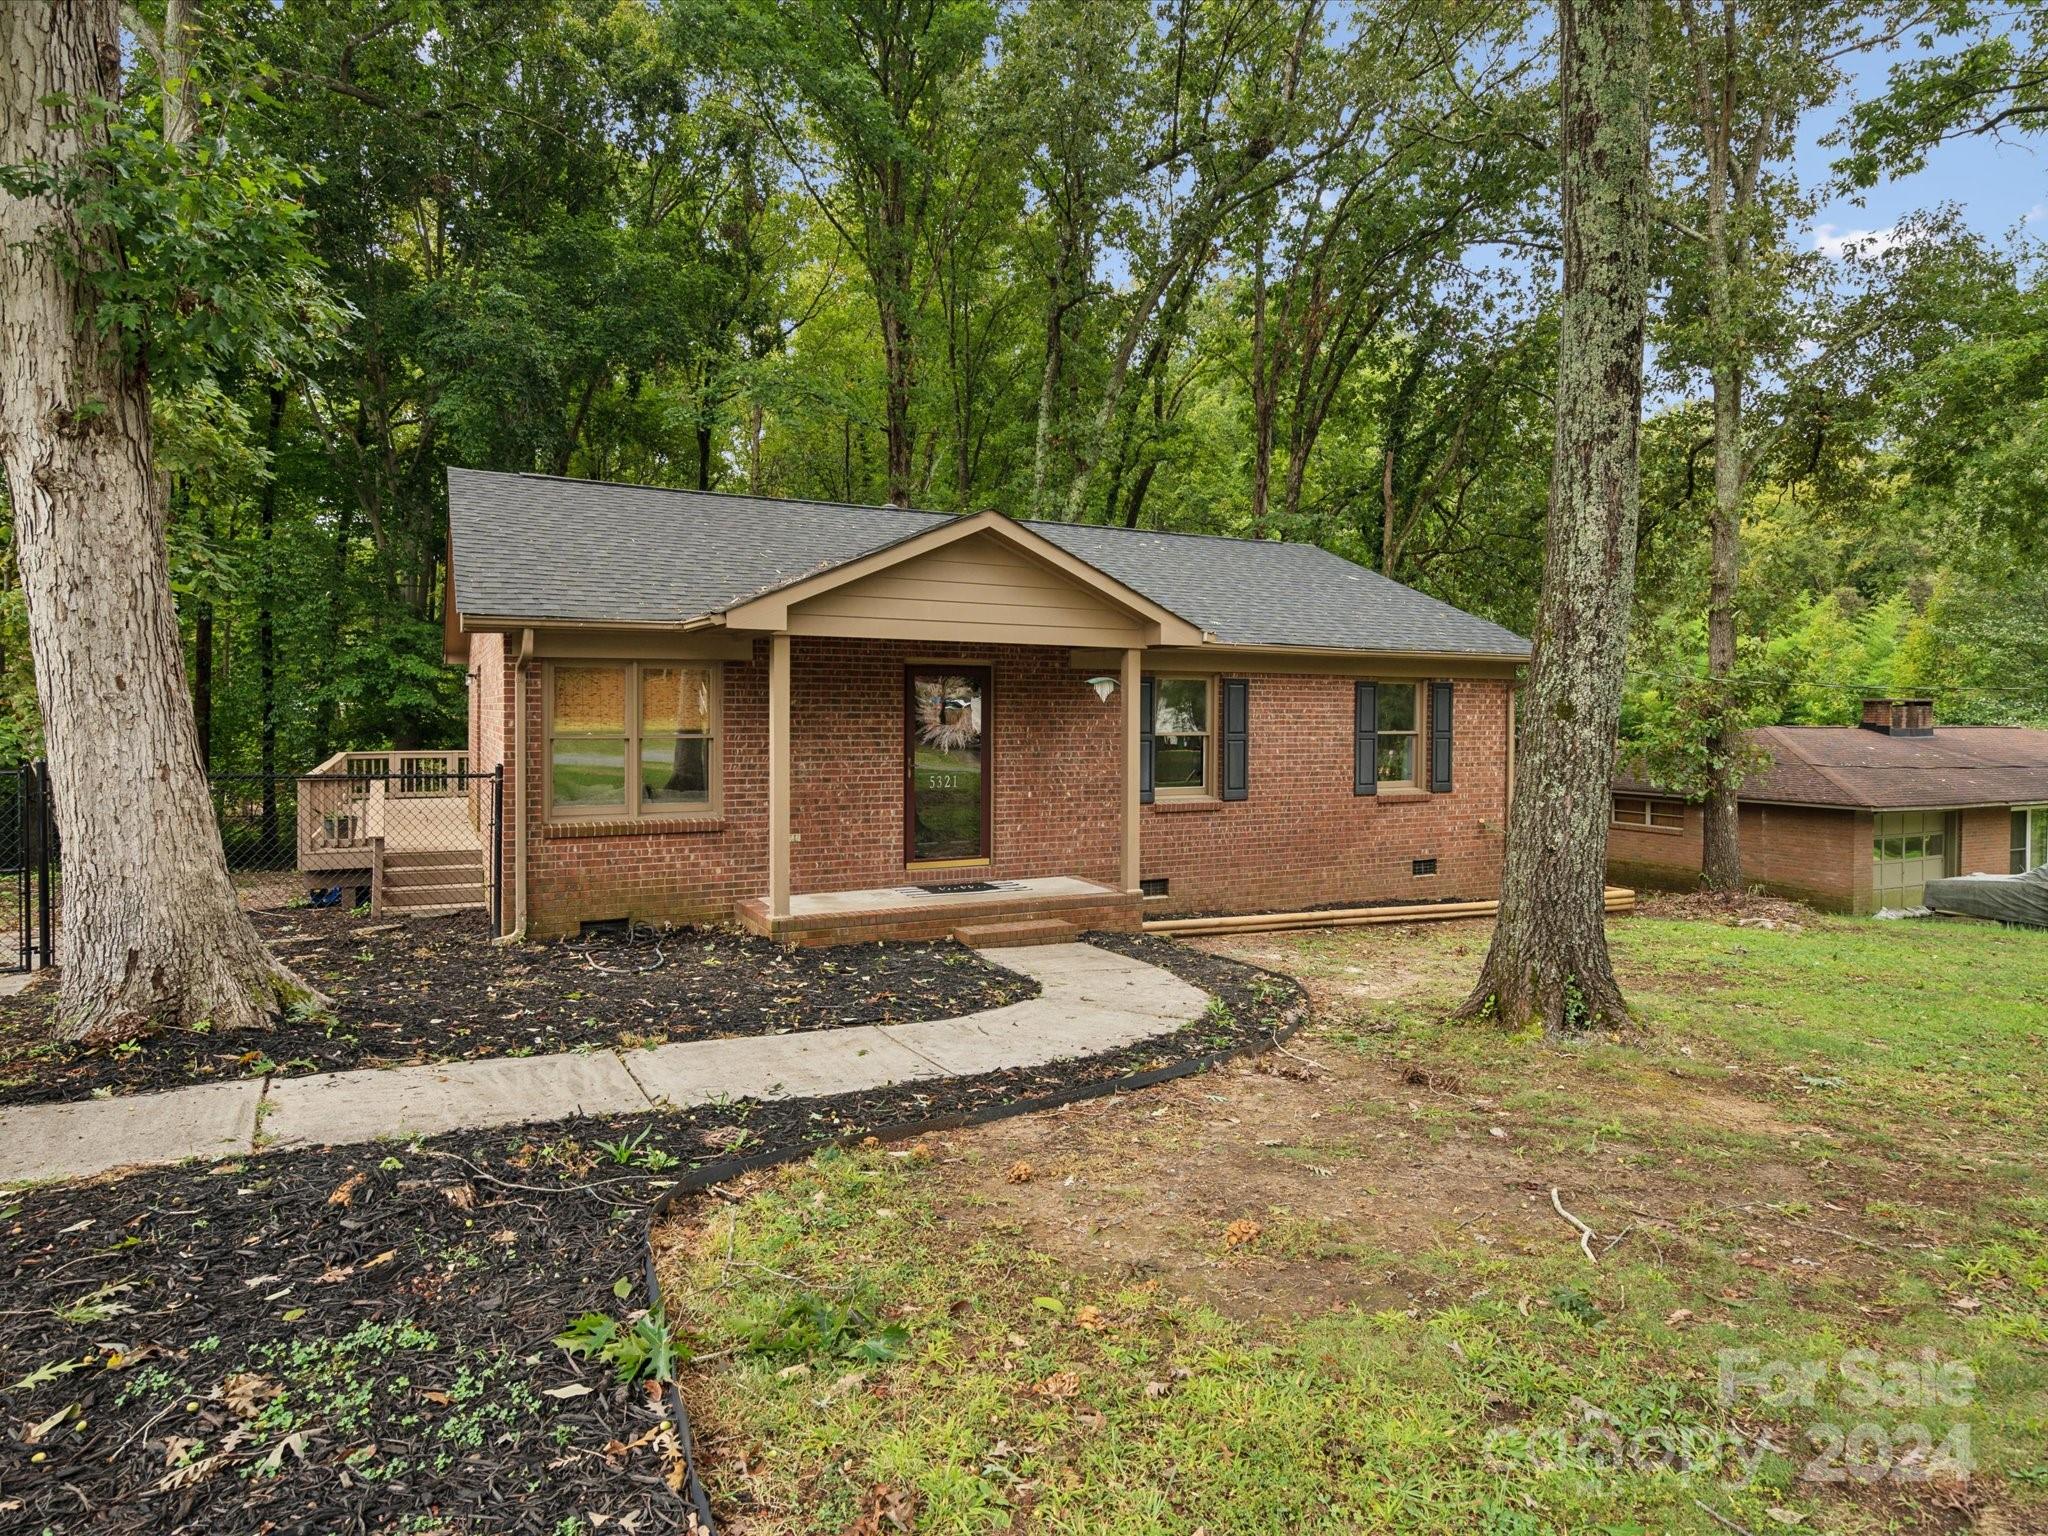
[296,750,474,873]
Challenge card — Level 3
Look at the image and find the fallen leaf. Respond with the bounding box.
[222,1372,281,1417]
[255,1430,307,1474]
[544,1383,593,1399]
[1666,1309,1694,1325]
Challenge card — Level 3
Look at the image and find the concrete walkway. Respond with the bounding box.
[0,944,1210,1186]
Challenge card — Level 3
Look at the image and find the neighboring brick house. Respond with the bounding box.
[1608,699,2048,913]
[444,470,1529,943]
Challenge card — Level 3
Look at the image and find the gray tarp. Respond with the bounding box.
[1923,864,2048,928]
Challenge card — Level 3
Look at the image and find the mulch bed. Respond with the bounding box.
[0,908,1038,1108]
[0,936,1301,1535]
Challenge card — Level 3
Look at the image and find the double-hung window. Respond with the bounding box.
[1152,677,1213,796]
[549,661,718,820]
[1374,683,1419,788]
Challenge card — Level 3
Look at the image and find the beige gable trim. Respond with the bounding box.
[718,510,1205,645]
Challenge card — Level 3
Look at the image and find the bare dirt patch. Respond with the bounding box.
[910,1015,1878,1323]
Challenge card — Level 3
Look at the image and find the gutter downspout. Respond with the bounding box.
[501,627,534,942]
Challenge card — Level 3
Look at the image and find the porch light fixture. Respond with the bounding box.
[1086,675,1118,703]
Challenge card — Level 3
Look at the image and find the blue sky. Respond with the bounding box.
[1799,41,2044,256]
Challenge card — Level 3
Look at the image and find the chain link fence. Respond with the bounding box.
[3,758,502,974]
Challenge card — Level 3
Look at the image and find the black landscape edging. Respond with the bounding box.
[637,992,1310,1534]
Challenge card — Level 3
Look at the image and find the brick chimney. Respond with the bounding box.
[1860,698,1934,736]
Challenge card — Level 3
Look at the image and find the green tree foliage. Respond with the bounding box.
[6,0,2041,778]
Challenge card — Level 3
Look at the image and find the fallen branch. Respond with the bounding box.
[1691,1497,1757,1536]
[1551,1187,1598,1263]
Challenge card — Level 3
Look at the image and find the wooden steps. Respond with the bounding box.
[951,918,1080,949]
[377,847,485,916]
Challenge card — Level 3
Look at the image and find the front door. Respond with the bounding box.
[905,667,990,864]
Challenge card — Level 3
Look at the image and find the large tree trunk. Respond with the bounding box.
[1700,360,1744,891]
[0,0,315,1043]
[1458,0,1651,1035]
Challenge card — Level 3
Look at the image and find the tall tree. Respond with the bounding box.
[1655,1,1946,893]
[0,0,316,1039]
[715,0,996,507]
[1460,0,1653,1032]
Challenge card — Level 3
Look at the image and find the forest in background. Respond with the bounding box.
[1,0,2044,788]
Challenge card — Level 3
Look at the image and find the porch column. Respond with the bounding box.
[769,633,792,920]
[1121,646,1142,893]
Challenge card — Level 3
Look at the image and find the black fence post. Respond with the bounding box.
[33,759,54,971]
[491,764,505,937]
[7,765,26,974]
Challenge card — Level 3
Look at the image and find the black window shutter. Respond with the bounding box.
[1429,681,1454,793]
[1354,682,1378,796]
[1139,676,1156,805]
[1220,678,1249,801]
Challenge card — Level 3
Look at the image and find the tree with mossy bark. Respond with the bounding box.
[1457,0,1653,1034]
[0,0,327,1041]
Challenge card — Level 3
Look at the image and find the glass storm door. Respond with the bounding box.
[905,668,990,863]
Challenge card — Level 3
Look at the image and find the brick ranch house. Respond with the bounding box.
[1608,698,2048,913]
[442,469,1531,944]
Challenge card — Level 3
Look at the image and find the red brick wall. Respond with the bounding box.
[489,644,1518,934]
[1957,806,2014,877]
[1742,804,1868,911]
[789,640,1122,892]
[468,631,506,775]
[1605,800,1871,911]
[1140,676,1512,914]
[511,640,1121,936]
[1605,803,1705,893]
[517,646,769,937]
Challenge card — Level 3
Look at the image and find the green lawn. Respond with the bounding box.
[657,912,2048,1535]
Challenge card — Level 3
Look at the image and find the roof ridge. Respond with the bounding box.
[502,469,952,523]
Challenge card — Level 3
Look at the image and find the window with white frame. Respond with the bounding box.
[2015,806,2048,873]
[1152,676,1212,796]
[548,661,718,819]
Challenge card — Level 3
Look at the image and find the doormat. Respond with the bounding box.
[915,881,1001,894]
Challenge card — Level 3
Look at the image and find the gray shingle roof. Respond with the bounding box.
[447,469,1530,658]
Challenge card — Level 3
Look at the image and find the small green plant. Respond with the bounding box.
[743,1289,909,1366]
[553,1305,682,1383]
[594,1127,654,1165]
[53,1279,136,1325]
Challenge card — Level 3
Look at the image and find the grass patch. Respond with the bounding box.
[659,913,2048,1534]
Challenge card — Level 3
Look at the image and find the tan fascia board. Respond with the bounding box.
[1070,644,1525,678]
[458,613,753,660]
[716,509,1207,645]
